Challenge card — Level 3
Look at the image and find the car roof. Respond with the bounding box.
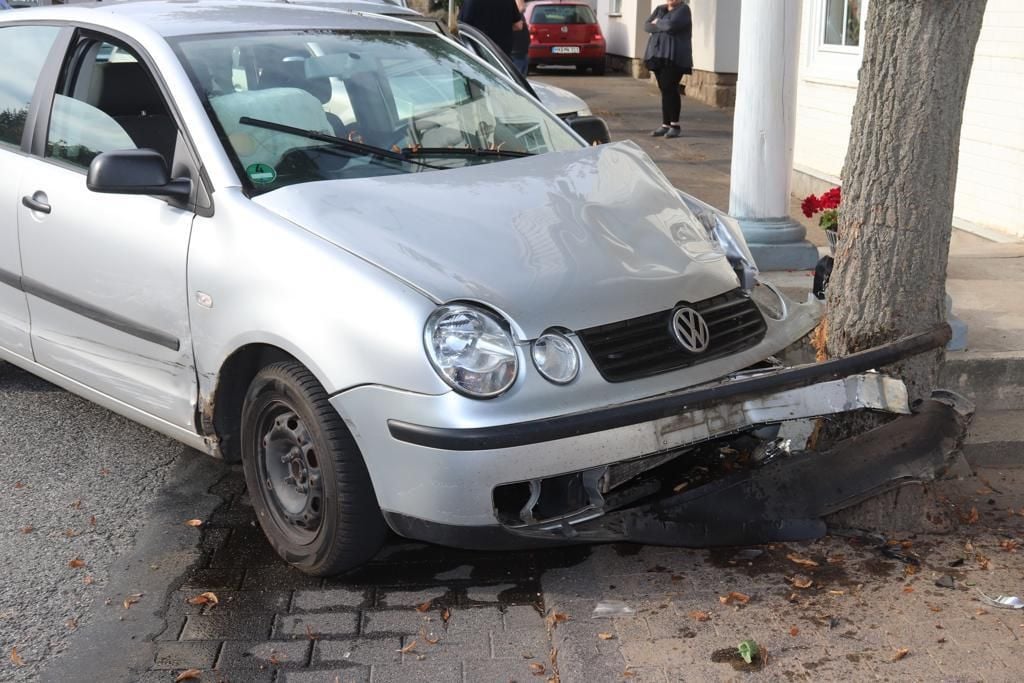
[0,0,433,38]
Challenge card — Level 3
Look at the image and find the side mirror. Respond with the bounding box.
[568,116,611,145]
[87,149,191,201]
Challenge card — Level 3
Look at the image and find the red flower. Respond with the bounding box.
[819,186,841,210]
[800,194,820,218]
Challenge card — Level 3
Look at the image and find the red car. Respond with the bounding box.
[526,1,606,74]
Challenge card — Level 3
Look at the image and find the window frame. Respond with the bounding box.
[608,0,622,18]
[803,0,869,86]
[0,22,70,154]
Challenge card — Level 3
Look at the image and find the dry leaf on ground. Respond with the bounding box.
[305,625,317,641]
[68,558,85,569]
[397,640,417,654]
[719,591,750,606]
[123,593,143,609]
[689,610,711,622]
[186,592,219,607]
[441,607,451,624]
[597,633,615,640]
[71,499,81,509]
[789,626,799,637]
[64,529,78,538]
[546,611,569,628]
[14,482,24,489]
[786,553,819,567]
[529,662,546,675]
[415,600,432,612]
[184,519,203,527]
[966,507,980,524]
[10,647,25,666]
[89,516,97,527]
[174,669,202,682]
[1000,539,1018,553]
[19,526,33,534]
[789,574,813,589]
[622,670,637,678]
[892,647,910,661]
[83,575,95,585]
[66,618,78,630]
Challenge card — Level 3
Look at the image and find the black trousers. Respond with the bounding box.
[654,64,685,125]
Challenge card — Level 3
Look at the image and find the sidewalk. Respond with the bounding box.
[537,72,1024,416]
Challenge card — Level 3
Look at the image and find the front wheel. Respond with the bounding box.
[240,361,387,575]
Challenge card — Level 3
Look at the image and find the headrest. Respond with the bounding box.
[95,62,167,117]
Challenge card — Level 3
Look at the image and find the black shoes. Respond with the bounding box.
[664,126,682,138]
[651,125,681,138]
[651,125,670,136]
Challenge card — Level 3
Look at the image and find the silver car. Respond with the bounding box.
[0,1,936,575]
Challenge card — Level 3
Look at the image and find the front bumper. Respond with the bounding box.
[331,324,952,540]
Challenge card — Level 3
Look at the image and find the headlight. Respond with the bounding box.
[532,331,580,384]
[677,190,759,290]
[424,304,518,398]
[749,280,786,321]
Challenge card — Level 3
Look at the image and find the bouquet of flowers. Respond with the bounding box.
[801,186,841,232]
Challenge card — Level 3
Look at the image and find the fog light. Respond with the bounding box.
[532,331,580,384]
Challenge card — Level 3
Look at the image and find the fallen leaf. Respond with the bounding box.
[976,553,992,571]
[268,651,283,665]
[689,610,711,622]
[415,600,432,613]
[892,647,910,662]
[99,467,110,476]
[441,607,451,624]
[71,499,81,509]
[14,481,24,489]
[719,591,751,605]
[929,606,942,613]
[123,593,143,609]
[10,647,24,666]
[786,593,799,603]
[904,564,919,576]
[89,516,96,527]
[546,611,569,627]
[184,519,203,527]
[83,575,95,585]
[903,586,915,594]
[397,640,417,654]
[597,632,615,640]
[529,662,546,675]
[622,670,637,678]
[64,529,78,538]
[828,589,846,595]
[966,507,980,524]
[965,540,974,553]
[66,618,78,630]
[976,609,989,616]
[672,482,689,493]
[68,558,85,569]
[19,526,33,534]
[789,574,813,589]
[174,669,202,682]
[786,553,819,568]
[1000,539,1018,553]
[789,626,799,637]
[186,592,219,607]
[305,624,317,641]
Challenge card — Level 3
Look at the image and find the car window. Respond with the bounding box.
[531,5,597,24]
[462,33,508,75]
[46,39,179,170]
[0,25,60,148]
[173,30,581,193]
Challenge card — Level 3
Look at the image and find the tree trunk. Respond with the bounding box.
[823,0,986,411]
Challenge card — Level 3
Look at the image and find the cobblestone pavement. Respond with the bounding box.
[126,460,1024,683]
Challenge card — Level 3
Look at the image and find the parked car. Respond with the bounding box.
[525,0,606,74]
[0,0,11,9]
[287,0,605,132]
[1,0,930,576]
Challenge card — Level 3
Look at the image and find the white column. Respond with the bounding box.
[728,0,818,270]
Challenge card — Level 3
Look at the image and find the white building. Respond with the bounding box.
[598,0,1024,242]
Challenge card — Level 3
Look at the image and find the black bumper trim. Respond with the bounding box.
[388,324,951,451]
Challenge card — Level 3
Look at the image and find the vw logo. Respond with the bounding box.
[671,307,710,353]
[561,25,569,33]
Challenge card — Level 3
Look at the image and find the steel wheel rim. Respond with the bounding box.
[255,402,324,545]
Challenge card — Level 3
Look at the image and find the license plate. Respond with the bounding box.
[551,46,581,54]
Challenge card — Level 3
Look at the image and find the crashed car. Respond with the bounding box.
[0,1,954,576]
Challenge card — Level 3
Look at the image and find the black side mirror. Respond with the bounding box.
[87,149,191,201]
[567,116,611,145]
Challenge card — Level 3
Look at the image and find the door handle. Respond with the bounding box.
[22,194,51,215]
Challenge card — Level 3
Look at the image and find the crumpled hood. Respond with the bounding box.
[255,141,739,338]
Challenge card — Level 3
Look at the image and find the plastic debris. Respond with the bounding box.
[591,600,636,618]
[737,639,760,664]
[935,575,957,590]
[880,546,921,566]
[733,549,764,561]
[977,590,1024,610]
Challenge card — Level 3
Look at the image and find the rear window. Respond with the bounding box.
[531,4,597,24]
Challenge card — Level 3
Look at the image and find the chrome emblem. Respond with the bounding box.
[671,307,710,353]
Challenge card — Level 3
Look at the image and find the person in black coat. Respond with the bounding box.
[459,0,525,58]
[643,0,693,139]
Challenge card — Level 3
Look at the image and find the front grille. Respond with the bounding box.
[577,289,767,382]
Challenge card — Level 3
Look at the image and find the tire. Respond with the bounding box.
[240,361,387,576]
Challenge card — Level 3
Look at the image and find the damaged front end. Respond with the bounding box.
[486,324,972,547]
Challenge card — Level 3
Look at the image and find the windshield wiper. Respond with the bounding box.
[401,146,534,159]
[238,117,442,170]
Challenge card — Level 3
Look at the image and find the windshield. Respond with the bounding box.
[174,30,581,192]
[532,4,598,24]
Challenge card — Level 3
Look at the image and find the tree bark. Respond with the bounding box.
[823,0,987,410]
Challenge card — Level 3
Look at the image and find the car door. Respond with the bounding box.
[16,32,199,428]
[457,23,540,100]
[0,24,63,361]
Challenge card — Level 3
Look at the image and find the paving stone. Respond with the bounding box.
[180,568,246,591]
[276,612,361,639]
[168,589,291,616]
[280,666,371,683]
[463,583,517,603]
[441,606,504,636]
[463,658,555,681]
[491,627,552,660]
[211,527,280,568]
[133,670,276,683]
[152,641,222,670]
[293,587,370,611]
[368,659,462,683]
[502,604,546,630]
[180,613,274,641]
[314,637,404,666]
[217,639,312,669]
[243,564,323,590]
[156,615,187,641]
[359,609,440,636]
[375,586,450,608]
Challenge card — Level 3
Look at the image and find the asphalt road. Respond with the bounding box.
[0,361,204,682]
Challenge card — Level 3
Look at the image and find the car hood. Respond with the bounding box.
[529,80,591,117]
[254,141,740,339]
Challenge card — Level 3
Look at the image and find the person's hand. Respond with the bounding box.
[513,20,525,30]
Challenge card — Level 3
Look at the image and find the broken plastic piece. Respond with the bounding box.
[591,600,636,618]
[737,639,759,664]
[935,575,957,590]
[977,590,1024,610]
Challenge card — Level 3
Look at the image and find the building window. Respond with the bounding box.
[823,0,861,47]
[609,0,622,16]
